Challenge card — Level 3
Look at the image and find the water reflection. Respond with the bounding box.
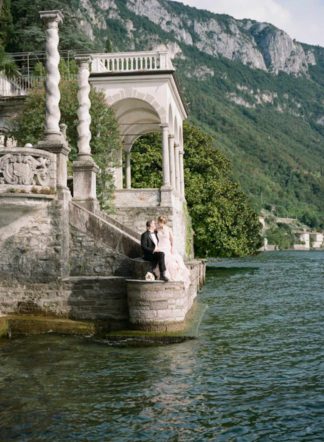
[0,252,323,441]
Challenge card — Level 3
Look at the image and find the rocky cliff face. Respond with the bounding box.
[86,0,317,76]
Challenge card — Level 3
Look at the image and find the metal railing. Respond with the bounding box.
[0,75,46,97]
[0,75,79,98]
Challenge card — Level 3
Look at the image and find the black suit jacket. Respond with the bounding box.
[141,230,159,261]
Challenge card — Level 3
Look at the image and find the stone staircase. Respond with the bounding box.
[69,202,141,259]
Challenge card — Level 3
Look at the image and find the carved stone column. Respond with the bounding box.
[125,151,131,189]
[36,11,71,279]
[179,149,185,198]
[39,10,64,143]
[169,135,176,190]
[73,56,99,212]
[76,56,92,159]
[161,124,170,188]
[174,142,181,194]
[38,10,70,191]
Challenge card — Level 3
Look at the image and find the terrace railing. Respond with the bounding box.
[90,51,174,74]
[0,75,45,97]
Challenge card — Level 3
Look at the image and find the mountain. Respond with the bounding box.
[5,0,324,227]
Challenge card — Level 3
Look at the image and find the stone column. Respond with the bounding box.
[169,135,176,190]
[179,149,185,198]
[39,10,63,141]
[38,10,70,191]
[161,124,170,188]
[126,151,131,189]
[37,10,70,279]
[73,56,99,212]
[76,56,92,159]
[174,142,181,194]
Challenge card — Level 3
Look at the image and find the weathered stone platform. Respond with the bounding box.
[127,280,196,332]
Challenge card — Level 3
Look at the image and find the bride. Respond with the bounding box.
[155,216,191,289]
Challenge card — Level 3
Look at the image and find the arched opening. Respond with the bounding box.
[111,98,162,189]
[130,132,162,189]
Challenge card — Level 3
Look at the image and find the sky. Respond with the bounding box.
[181,0,324,47]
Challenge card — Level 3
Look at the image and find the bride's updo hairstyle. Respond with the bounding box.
[157,215,167,225]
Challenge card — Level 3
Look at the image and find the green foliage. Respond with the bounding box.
[175,45,324,227]
[105,38,113,53]
[0,0,16,76]
[131,123,262,257]
[131,133,162,188]
[266,224,295,250]
[0,45,18,77]
[0,0,13,46]
[7,0,99,52]
[10,68,121,209]
[183,123,262,257]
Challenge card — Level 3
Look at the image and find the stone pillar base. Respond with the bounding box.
[73,158,99,212]
[37,135,70,191]
[160,185,172,207]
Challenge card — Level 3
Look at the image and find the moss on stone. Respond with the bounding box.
[0,317,9,338]
[0,302,207,346]
[4,315,96,337]
[183,202,194,259]
[102,302,207,345]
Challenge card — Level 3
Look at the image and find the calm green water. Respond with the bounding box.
[0,251,323,441]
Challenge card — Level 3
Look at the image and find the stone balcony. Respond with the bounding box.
[90,50,174,75]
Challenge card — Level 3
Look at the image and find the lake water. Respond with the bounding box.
[0,251,323,441]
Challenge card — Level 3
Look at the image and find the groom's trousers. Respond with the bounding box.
[147,251,166,274]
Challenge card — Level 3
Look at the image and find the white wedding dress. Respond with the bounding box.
[156,225,190,289]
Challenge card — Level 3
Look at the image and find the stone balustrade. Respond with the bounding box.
[114,188,161,207]
[90,51,174,74]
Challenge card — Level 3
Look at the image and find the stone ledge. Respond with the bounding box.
[62,276,126,282]
[126,279,184,285]
[0,302,208,344]
[0,192,56,200]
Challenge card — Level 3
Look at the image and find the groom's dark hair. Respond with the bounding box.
[146,220,154,228]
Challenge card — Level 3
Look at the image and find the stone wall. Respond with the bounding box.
[0,195,66,282]
[0,277,128,331]
[126,259,205,332]
[127,280,189,331]
[70,202,142,258]
[111,192,192,258]
[69,226,134,277]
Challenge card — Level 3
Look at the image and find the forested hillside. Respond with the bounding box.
[2,0,324,227]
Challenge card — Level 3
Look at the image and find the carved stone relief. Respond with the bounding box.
[0,153,52,186]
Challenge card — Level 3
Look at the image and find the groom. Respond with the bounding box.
[141,220,169,281]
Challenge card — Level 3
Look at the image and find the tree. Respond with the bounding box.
[131,123,262,257]
[0,46,18,77]
[131,133,162,188]
[10,69,121,209]
[183,123,262,257]
[0,0,13,47]
[105,38,113,53]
